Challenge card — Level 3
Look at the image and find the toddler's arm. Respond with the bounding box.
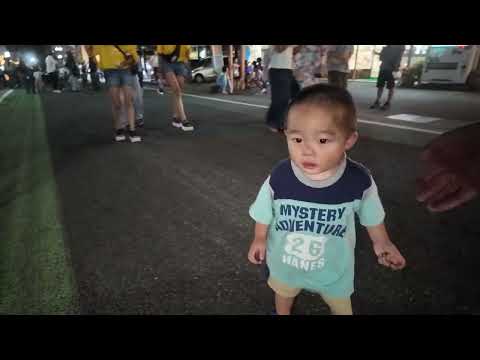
[366,223,406,271]
[248,222,269,265]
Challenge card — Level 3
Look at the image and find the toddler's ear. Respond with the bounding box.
[345,131,359,151]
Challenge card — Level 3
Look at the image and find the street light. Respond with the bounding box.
[55,46,63,52]
[27,55,38,65]
[57,54,63,59]
[4,51,11,59]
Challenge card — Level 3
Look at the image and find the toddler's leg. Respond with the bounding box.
[321,295,353,315]
[267,277,300,315]
[275,293,295,315]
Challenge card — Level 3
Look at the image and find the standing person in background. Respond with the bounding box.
[88,45,141,143]
[45,51,61,93]
[326,45,354,89]
[0,67,5,89]
[369,45,406,111]
[89,56,100,91]
[65,50,80,92]
[33,66,43,93]
[244,60,255,89]
[260,54,270,94]
[119,60,145,129]
[232,57,241,92]
[23,63,36,94]
[15,60,27,90]
[293,45,326,88]
[215,65,233,94]
[149,53,164,95]
[80,62,89,88]
[15,60,31,91]
[156,45,194,131]
[133,60,145,128]
[265,45,300,132]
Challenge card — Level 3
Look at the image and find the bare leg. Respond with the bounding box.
[275,293,295,315]
[176,75,187,121]
[370,87,384,108]
[386,87,394,103]
[108,86,122,130]
[121,86,135,131]
[321,295,353,315]
[376,87,383,103]
[164,72,187,121]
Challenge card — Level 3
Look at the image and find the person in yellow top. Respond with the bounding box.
[87,45,141,143]
[156,45,194,131]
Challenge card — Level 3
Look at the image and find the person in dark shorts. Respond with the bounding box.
[370,45,406,111]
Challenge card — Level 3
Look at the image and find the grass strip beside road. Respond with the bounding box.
[0,91,78,314]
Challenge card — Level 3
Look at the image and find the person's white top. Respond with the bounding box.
[269,46,295,70]
[148,54,159,68]
[45,55,57,74]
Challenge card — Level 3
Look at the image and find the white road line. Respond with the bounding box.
[148,89,447,135]
[357,119,444,135]
[0,89,14,104]
[184,93,270,109]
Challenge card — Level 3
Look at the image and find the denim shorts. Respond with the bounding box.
[160,58,189,78]
[103,69,135,88]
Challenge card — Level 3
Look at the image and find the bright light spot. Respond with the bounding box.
[414,45,429,55]
[4,51,11,58]
[57,55,63,59]
[55,46,63,52]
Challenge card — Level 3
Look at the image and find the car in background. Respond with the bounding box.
[191,57,217,83]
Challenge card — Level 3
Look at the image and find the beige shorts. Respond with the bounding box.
[268,276,353,315]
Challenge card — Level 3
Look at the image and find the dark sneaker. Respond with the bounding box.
[157,88,165,95]
[181,121,194,131]
[172,117,183,128]
[128,130,142,143]
[369,101,380,109]
[114,128,126,142]
[136,118,144,128]
[380,102,391,111]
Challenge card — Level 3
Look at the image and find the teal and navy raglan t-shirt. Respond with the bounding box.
[249,156,385,298]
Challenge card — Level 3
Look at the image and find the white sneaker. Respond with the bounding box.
[128,130,142,143]
[181,121,194,131]
[114,128,126,142]
[172,118,183,128]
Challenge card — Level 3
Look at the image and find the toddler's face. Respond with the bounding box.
[285,104,358,180]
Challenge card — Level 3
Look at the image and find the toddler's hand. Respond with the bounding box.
[248,240,266,265]
[373,241,406,271]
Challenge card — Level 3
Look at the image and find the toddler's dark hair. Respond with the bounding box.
[286,84,357,134]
